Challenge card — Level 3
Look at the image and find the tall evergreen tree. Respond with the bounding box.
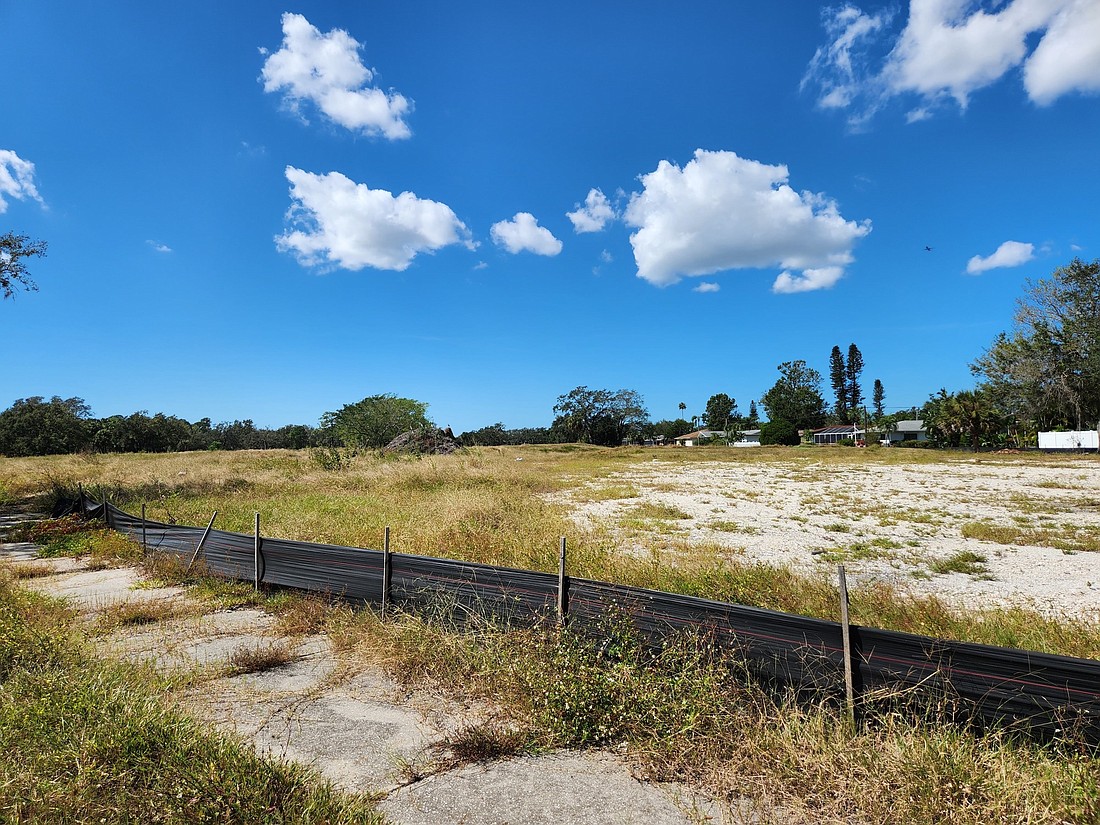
[829,345,848,422]
[872,379,885,420]
[846,343,864,415]
[747,400,759,426]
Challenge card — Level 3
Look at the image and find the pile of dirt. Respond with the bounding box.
[382,427,462,456]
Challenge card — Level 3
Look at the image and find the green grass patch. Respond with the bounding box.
[930,550,990,577]
[962,521,1100,553]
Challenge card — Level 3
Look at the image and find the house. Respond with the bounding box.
[673,429,724,447]
[880,419,928,446]
[733,428,761,447]
[812,425,866,446]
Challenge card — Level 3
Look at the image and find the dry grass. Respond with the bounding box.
[6,561,58,580]
[330,609,1099,825]
[95,598,194,632]
[227,640,295,675]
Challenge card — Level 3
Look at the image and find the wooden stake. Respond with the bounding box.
[557,536,568,626]
[838,564,855,727]
[254,512,262,591]
[186,511,218,573]
[78,483,85,515]
[141,503,147,555]
[381,526,392,620]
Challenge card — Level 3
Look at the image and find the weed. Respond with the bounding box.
[271,593,334,636]
[962,521,1100,553]
[441,723,533,765]
[583,483,640,501]
[824,522,851,533]
[7,562,57,580]
[96,599,190,631]
[227,641,295,675]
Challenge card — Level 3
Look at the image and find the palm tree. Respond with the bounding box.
[678,402,687,419]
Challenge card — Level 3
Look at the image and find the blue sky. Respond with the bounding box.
[2,1,1098,432]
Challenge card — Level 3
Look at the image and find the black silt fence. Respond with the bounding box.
[77,497,1100,741]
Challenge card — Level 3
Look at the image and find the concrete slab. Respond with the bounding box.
[379,751,738,825]
[193,666,440,792]
[104,608,277,671]
[22,567,187,614]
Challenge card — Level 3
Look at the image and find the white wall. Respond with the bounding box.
[1038,431,1099,450]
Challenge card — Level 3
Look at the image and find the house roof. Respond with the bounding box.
[895,419,926,432]
[674,429,722,441]
[812,425,863,436]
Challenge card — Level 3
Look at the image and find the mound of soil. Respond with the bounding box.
[382,428,462,456]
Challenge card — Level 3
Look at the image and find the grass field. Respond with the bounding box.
[4,445,1100,823]
[4,444,1099,656]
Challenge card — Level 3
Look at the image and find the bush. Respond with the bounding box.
[760,419,800,446]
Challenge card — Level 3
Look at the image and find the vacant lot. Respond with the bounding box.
[3,444,1099,632]
[4,446,1100,824]
[557,449,1100,620]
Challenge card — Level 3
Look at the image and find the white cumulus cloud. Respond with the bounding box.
[146,240,172,253]
[772,267,846,294]
[490,213,563,256]
[966,240,1035,274]
[277,167,473,271]
[623,150,870,291]
[261,12,411,139]
[1024,0,1100,105]
[566,188,617,233]
[0,149,43,213]
[693,282,721,293]
[805,1,1100,124]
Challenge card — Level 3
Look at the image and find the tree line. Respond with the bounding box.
[5,244,1095,455]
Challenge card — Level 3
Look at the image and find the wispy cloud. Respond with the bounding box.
[804,1,1100,126]
[146,240,173,254]
[0,149,44,213]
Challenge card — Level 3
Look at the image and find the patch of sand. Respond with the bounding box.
[558,456,1100,621]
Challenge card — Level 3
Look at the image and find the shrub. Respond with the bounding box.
[760,419,800,446]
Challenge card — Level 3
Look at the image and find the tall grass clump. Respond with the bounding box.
[0,576,379,824]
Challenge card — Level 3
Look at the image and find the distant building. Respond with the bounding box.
[812,425,866,446]
[880,419,928,446]
[733,428,761,447]
[673,429,724,447]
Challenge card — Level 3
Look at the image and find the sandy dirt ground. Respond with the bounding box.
[556,454,1100,621]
